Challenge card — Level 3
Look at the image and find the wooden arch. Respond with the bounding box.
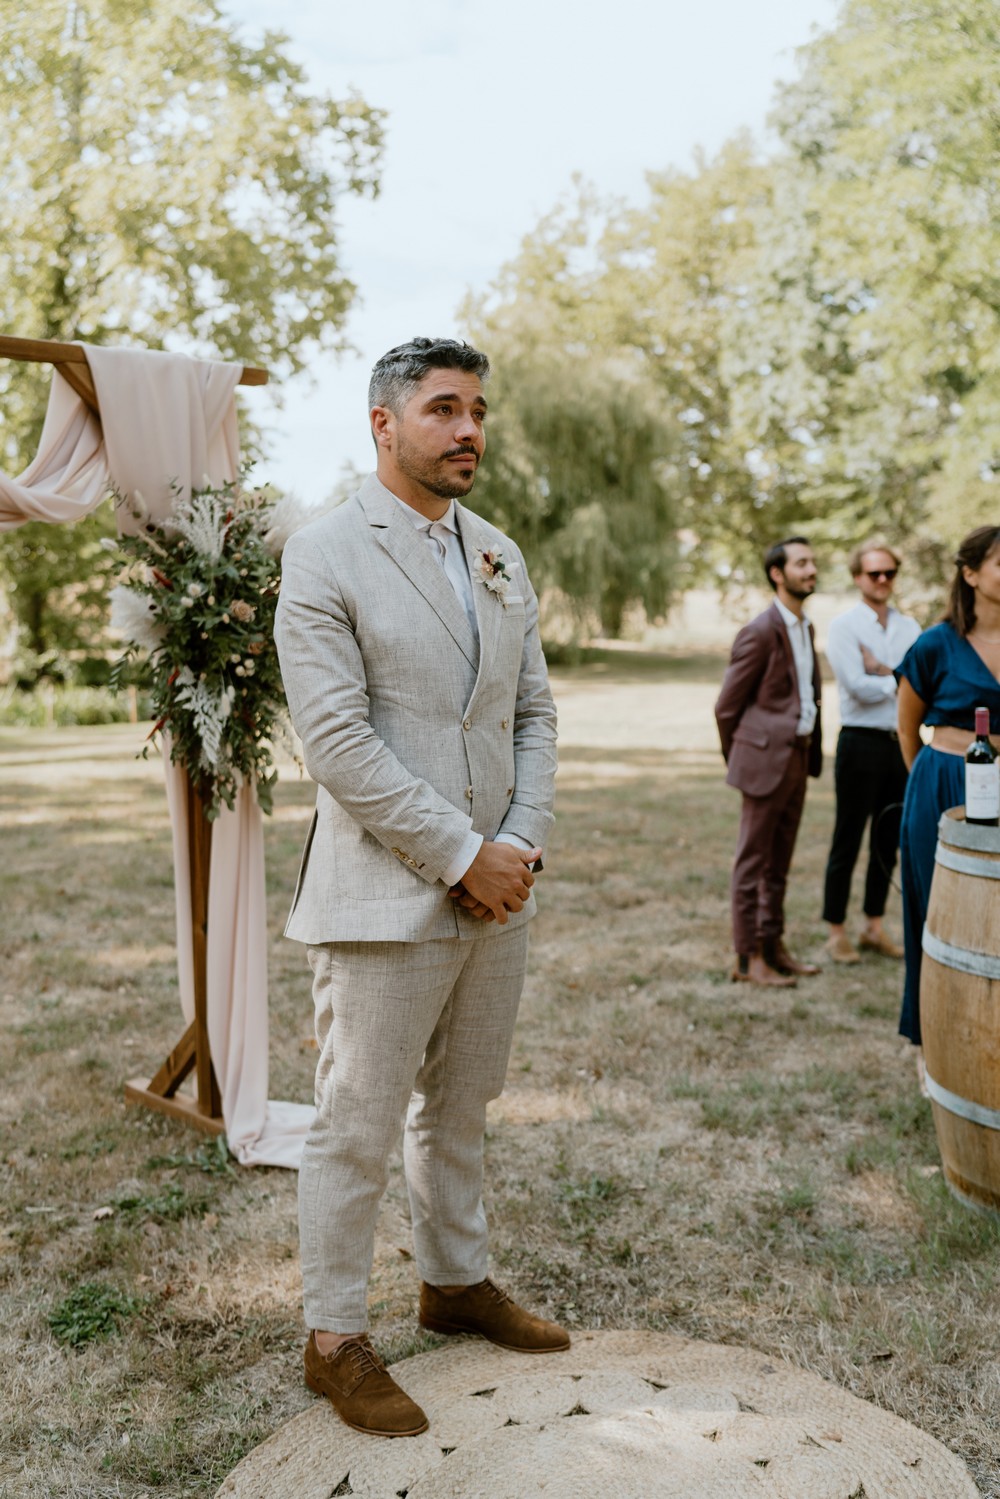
[1,334,268,1136]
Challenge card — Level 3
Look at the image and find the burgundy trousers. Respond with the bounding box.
[731,740,810,955]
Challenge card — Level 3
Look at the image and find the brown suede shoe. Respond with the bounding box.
[304,1332,428,1437]
[419,1279,570,1353]
[764,939,820,977]
[731,951,796,988]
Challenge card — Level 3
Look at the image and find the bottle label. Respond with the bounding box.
[966,763,1000,820]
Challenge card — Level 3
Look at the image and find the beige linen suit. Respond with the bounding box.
[275,473,557,1331]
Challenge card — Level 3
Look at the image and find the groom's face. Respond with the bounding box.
[374,368,488,507]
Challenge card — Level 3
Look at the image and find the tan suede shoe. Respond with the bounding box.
[824,932,861,964]
[858,928,905,959]
[304,1332,428,1437]
[419,1279,570,1353]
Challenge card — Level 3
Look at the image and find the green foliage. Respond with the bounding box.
[0,682,145,725]
[112,1181,213,1222]
[144,1134,234,1177]
[2,502,119,674]
[465,191,681,637]
[0,0,383,674]
[465,1,1000,600]
[108,476,288,815]
[49,1281,139,1347]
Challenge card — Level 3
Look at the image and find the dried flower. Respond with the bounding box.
[109,586,167,651]
[108,470,288,817]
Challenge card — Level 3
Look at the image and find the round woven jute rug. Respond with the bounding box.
[216,1329,980,1498]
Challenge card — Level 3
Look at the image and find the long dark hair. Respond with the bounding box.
[944,525,1000,637]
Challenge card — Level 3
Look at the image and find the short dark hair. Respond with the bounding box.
[943,525,1000,638]
[368,338,490,416]
[763,536,810,591]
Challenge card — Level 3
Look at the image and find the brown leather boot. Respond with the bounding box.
[419,1278,570,1353]
[304,1332,428,1437]
[731,950,796,987]
[764,939,819,977]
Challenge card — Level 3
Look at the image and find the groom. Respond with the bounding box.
[275,338,565,1439]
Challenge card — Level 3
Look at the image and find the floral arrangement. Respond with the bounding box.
[471,545,511,607]
[108,475,308,818]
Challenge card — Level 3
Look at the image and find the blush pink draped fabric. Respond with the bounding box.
[0,344,313,1167]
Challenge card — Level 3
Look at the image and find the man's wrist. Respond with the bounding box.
[442,831,483,888]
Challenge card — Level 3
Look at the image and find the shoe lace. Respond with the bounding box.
[346,1337,385,1376]
[480,1278,512,1307]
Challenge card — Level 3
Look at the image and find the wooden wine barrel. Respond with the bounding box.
[921,807,1000,1215]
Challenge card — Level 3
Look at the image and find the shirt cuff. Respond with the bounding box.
[442,831,483,887]
[496,830,541,869]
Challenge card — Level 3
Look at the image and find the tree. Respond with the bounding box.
[0,0,383,672]
[464,191,681,638]
[754,0,1000,544]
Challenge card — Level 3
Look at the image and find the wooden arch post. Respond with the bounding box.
[0,335,268,1136]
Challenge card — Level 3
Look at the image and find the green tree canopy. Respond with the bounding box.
[465,190,681,637]
[734,0,1000,549]
[467,0,1000,612]
[1,0,383,672]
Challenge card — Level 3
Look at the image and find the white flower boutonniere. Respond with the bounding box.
[471,546,511,607]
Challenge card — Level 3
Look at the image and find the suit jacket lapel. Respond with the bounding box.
[360,475,479,670]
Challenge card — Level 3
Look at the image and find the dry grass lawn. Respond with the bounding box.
[2,650,999,1497]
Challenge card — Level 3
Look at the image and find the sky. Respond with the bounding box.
[225,0,840,503]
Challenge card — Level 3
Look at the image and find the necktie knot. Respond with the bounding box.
[428,521,450,564]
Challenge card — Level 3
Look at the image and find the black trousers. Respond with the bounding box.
[822,726,909,924]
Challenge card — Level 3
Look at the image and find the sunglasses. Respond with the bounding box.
[864,568,897,580]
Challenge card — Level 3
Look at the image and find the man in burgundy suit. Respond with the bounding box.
[715,537,823,987]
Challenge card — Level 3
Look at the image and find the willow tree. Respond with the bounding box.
[0,0,383,671]
[465,191,681,638]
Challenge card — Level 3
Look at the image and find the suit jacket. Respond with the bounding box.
[274,473,558,944]
[714,602,822,798]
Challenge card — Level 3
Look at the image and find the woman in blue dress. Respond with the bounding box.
[896,525,1000,1052]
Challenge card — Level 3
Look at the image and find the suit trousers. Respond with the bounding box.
[299,925,529,1332]
[731,741,810,955]
[821,726,908,925]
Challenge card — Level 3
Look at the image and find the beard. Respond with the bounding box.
[396,431,479,500]
[784,580,816,600]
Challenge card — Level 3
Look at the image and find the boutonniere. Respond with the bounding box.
[471,545,511,607]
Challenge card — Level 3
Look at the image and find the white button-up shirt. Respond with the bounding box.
[774,598,818,737]
[825,601,921,731]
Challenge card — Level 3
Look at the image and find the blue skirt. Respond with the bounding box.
[898,746,966,1044]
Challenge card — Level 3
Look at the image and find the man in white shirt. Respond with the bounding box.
[821,540,921,963]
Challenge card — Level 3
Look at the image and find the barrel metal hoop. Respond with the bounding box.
[934,845,1000,881]
[937,810,1000,853]
[922,929,1000,979]
[924,1068,1000,1132]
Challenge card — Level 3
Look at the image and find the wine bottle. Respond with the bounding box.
[965,706,999,827]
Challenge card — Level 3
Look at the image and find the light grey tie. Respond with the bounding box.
[428,521,477,636]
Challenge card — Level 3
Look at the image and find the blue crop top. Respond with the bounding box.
[896,621,1000,732]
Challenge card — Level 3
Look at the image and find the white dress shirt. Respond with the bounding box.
[825,601,921,731]
[390,491,534,885]
[774,598,818,737]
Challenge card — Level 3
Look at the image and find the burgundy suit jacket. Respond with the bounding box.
[714,602,823,798]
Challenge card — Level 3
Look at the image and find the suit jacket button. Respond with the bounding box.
[463,718,472,731]
[501,718,509,729]
[465,786,474,800]
[506,787,514,796]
